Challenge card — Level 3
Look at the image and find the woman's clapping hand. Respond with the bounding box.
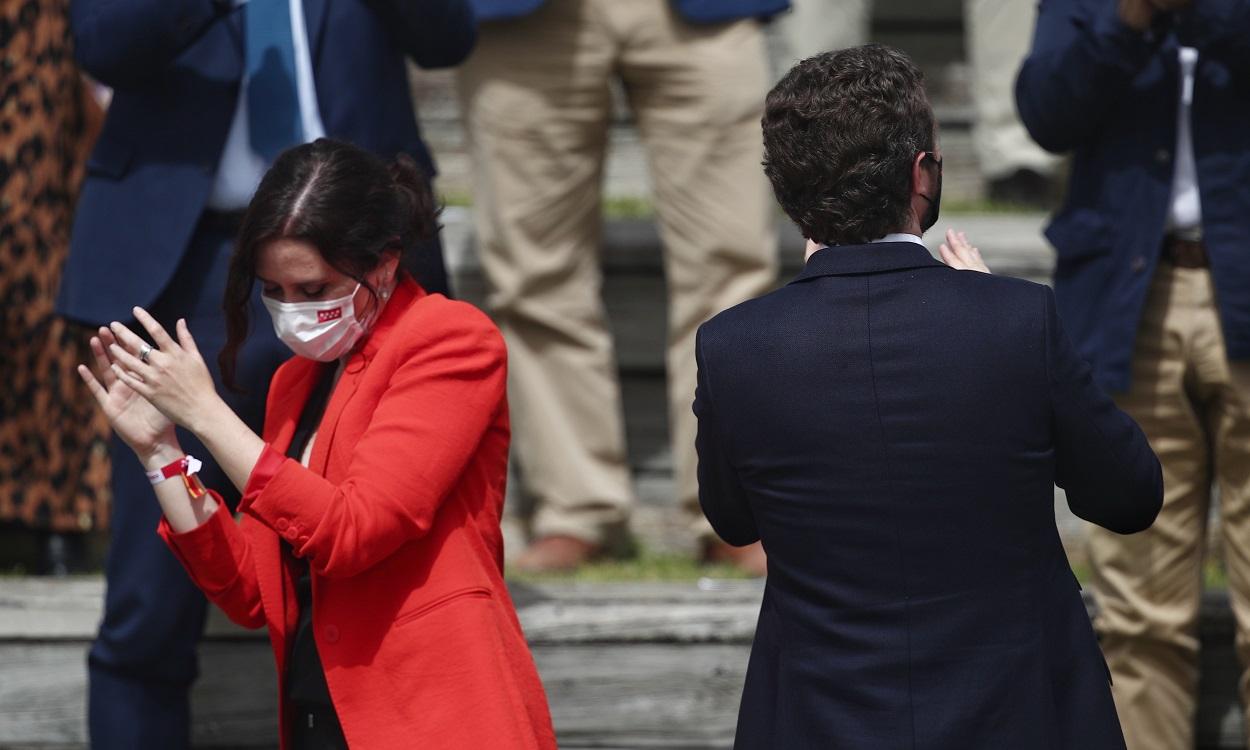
[77,325,177,462]
[98,307,225,435]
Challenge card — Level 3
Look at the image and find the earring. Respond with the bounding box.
[381,290,389,300]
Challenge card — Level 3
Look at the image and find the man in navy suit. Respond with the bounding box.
[696,44,1163,749]
[61,1,475,746]
[1017,2,1250,746]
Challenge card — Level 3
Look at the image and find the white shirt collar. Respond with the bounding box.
[805,232,926,261]
[872,233,926,246]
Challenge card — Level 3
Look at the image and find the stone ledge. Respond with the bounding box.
[0,578,1242,749]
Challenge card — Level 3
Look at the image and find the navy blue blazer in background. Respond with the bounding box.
[695,242,1162,749]
[468,0,790,24]
[59,0,475,326]
[1016,0,1250,394]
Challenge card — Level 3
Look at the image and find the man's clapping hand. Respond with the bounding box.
[939,229,991,274]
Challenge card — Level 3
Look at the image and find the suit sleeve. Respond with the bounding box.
[158,498,267,630]
[1045,287,1163,534]
[362,0,478,68]
[238,308,507,579]
[71,0,225,88]
[1015,0,1161,153]
[694,326,759,546]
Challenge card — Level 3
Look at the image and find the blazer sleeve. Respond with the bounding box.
[1045,287,1163,534]
[238,309,507,579]
[1015,0,1162,153]
[71,0,225,88]
[693,326,759,547]
[362,0,477,68]
[158,498,267,630]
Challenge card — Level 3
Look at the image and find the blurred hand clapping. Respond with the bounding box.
[939,229,991,274]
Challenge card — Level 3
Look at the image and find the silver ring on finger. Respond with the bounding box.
[139,344,154,364]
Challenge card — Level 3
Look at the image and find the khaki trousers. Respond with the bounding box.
[457,0,778,544]
[777,0,1059,179]
[1087,264,1250,750]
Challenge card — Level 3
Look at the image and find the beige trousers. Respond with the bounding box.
[457,0,778,544]
[777,0,1059,179]
[1087,265,1250,750]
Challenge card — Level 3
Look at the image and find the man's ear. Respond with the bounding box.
[910,151,932,201]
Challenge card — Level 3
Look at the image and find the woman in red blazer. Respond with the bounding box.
[78,139,556,749]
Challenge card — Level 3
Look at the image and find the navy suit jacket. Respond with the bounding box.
[1016,0,1250,393]
[695,242,1162,749]
[467,0,789,24]
[60,0,475,325]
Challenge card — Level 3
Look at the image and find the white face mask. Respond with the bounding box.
[262,283,372,361]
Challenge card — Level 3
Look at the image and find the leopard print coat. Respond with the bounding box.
[0,0,110,532]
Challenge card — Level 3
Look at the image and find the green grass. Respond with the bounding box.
[514,557,1231,587]
[439,189,474,208]
[507,548,753,583]
[941,198,1051,215]
[600,196,656,220]
[0,556,1231,590]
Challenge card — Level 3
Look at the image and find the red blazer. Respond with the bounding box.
[159,278,556,749]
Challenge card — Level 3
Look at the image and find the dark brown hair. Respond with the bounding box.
[762,44,936,246]
[220,138,438,390]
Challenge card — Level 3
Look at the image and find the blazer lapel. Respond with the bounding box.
[248,357,321,640]
[262,358,321,446]
[307,357,363,476]
[307,278,427,476]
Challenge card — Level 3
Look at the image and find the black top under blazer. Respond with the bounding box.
[694,241,1162,750]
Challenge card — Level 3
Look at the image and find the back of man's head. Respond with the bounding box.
[764,44,936,248]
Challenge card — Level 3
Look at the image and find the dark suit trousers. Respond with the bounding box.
[86,215,290,749]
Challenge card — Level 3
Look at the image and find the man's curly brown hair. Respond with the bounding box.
[763,44,936,247]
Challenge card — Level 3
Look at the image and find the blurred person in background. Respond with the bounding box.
[0,0,109,575]
[79,138,556,750]
[780,0,1061,207]
[457,0,787,574]
[1017,1,1250,747]
[59,1,476,746]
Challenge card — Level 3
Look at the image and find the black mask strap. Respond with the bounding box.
[918,151,943,232]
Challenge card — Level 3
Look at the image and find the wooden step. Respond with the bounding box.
[0,578,1241,749]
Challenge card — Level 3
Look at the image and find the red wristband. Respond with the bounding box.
[146,455,208,499]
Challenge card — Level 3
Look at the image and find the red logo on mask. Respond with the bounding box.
[317,307,343,323]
